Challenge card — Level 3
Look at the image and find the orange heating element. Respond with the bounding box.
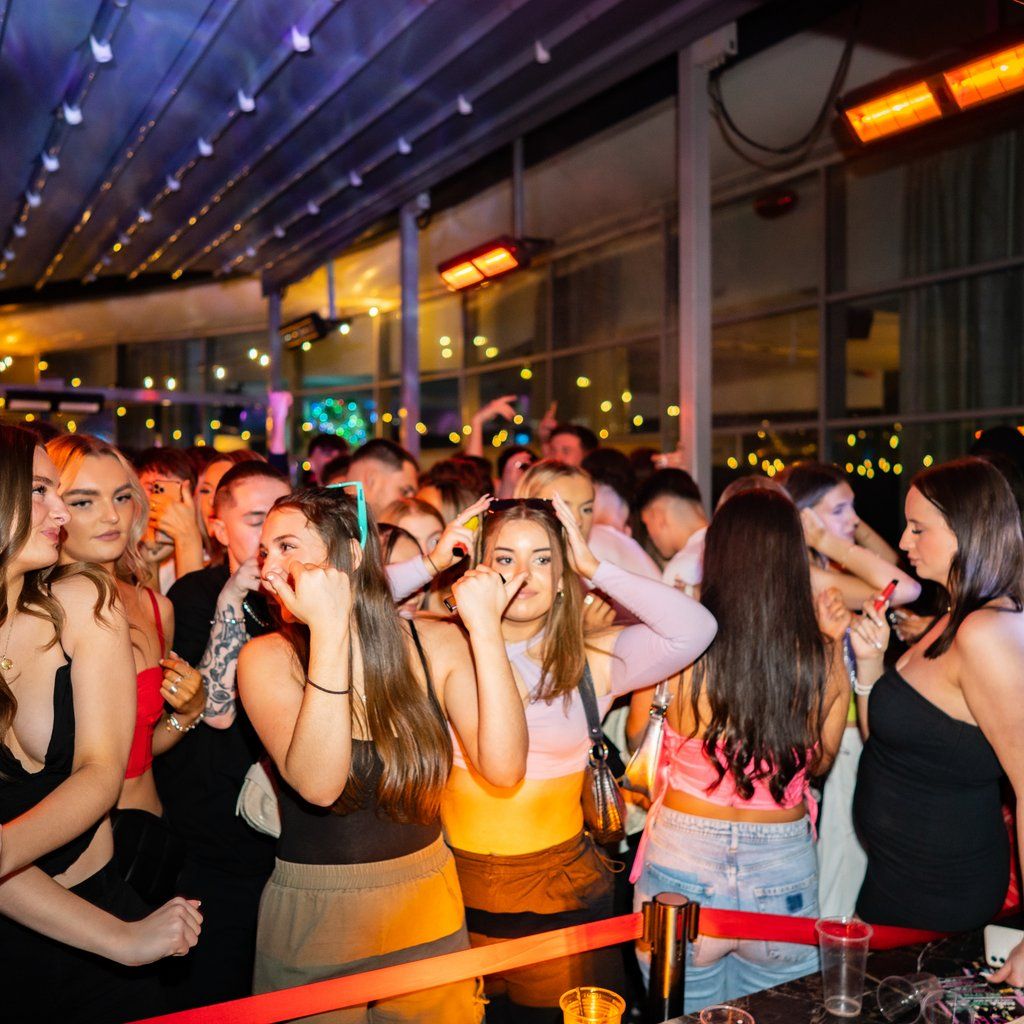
[843,82,942,142]
[944,44,1024,109]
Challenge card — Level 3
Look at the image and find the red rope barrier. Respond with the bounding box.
[130,909,944,1024]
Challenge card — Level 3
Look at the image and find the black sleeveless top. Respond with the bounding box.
[854,667,1008,931]
[0,661,102,876]
[275,621,446,865]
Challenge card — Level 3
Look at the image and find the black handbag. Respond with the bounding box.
[111,808,185,907]
[578,661,627,846]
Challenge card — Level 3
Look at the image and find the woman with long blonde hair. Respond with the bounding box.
[48,434,206,904]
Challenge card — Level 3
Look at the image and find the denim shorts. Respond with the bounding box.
[633,808,820,1013]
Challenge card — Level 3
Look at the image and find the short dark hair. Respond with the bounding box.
[134,447,197,487]
[350,438,418,473]
[549,423,598,454]
[321,453,352,485]
[213,461,288,515]
[582,448,635,506]
[308,433,350,458]
[636,468,702,511]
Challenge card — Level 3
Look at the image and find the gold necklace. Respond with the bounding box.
[0,613,15,673]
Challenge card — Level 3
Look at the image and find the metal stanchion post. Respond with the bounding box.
[643,891,700,1023]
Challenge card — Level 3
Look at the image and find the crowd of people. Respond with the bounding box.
[1,403,1024,1023]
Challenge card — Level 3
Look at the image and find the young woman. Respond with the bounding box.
[851,457,1024,985]
[779,462,920,610]
[48,434,206,904]
[380,497,445,559]
[443,493,717,1022]
[632,489,848,1012]
[0,425,201,1021]
[779,461,921,918]
[238,486,529,1023]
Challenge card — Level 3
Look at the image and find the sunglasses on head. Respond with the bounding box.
[487,497,557,516]
[325,480,368,548]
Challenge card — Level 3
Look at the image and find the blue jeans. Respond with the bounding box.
[633,808,820,1013]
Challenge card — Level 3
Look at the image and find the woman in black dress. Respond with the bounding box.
[851,457,1024,984]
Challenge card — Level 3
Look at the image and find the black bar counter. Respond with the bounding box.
[669,930,994,1023]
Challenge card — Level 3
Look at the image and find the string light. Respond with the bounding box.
[632,414,644,427]
[259,354,270,367]
[520,367,532,380]
[301,421,313,432]
[667,405,680,417]
[38,359,49,371]
[248,348,258,360]
[166,377,177,390]
[210,419,222,430]
[747,453,758,466]
[576,376,590,388]
[600,400,612,412]
[599,428,609,440]
[846,433,856,447]
[382,412,393,424]
[462,424,472,435]
[484,346,499,359]
[415,422,427,435]
[621,390,632,403]
[116,406,126,417]
[448,431,461,444]
[143,376,154,388]
[70,377,81,387]
[145,417,155,429]
[172,429,182,440]
[241,430,251,441]
[889,435,899,449]
[66,420,77,433]
[473,335,486,347]
[922,454,933,466]
[368,306,379,317]
[214,366,226,380]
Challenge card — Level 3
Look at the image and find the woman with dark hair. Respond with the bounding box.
[779,461,919,610]
[851,458,1024,981]
[0,425,201,1021]
[631,489,848,1011]
[48,434,206,904]
[238,486,528,1022]
[779,460,920,917]
[444,494,717,1022]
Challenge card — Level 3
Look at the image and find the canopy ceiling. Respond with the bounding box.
[0,0,755,303]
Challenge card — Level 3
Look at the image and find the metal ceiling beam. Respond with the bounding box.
[157,0,538,282]
[264,0,757,290]
[87,0,346,285]
[119,0,445,281]
[33,0,244,290]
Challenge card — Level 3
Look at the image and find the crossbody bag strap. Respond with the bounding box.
[577,660,605,750]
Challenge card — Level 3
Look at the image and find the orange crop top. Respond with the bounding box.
[125,589,166,780]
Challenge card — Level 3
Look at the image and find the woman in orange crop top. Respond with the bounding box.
[49,435,206,904]
[632,489,848,1014]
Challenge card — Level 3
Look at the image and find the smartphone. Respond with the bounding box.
[145,478,183,545]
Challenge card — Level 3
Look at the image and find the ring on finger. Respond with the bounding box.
[169,683,179,695]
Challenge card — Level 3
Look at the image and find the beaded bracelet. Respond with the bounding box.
[165,710,205,733]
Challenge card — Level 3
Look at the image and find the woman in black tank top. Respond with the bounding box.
[0,425,202,1022]
[849,458,1024,985]
[239,486,527,1023]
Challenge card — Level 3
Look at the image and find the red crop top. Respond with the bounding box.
[125,589,166,780]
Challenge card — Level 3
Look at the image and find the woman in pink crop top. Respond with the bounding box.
[632,488,848,1014]
[49,435,206,904]
[439,489,717,1022]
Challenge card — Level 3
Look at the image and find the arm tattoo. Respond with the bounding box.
[200,611,248,724]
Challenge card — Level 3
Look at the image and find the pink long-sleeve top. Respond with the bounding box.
[446,561,717,779]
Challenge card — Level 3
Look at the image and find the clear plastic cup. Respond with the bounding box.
[816,916,873,1017]
[559,986,626,1024]
[919,992,977,1024]
[699,1006,756,1024]
[876,973,942,1022]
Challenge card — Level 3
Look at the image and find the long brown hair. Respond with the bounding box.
[0,426,115,747]
[476,503,587,703]
[912,457,1024,658]
[47,434,152,585]
[691,489,830,803]
[270,487,452,823]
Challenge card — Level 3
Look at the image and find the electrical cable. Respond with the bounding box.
[708,2,863,171]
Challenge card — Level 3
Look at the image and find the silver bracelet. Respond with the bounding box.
[165,710,205,733]
[852,679,875,697]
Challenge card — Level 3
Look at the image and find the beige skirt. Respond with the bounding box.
[254,836,484,1024]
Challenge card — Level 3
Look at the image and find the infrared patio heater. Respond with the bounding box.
[837,33,1024,147]
[437,237,530,291]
